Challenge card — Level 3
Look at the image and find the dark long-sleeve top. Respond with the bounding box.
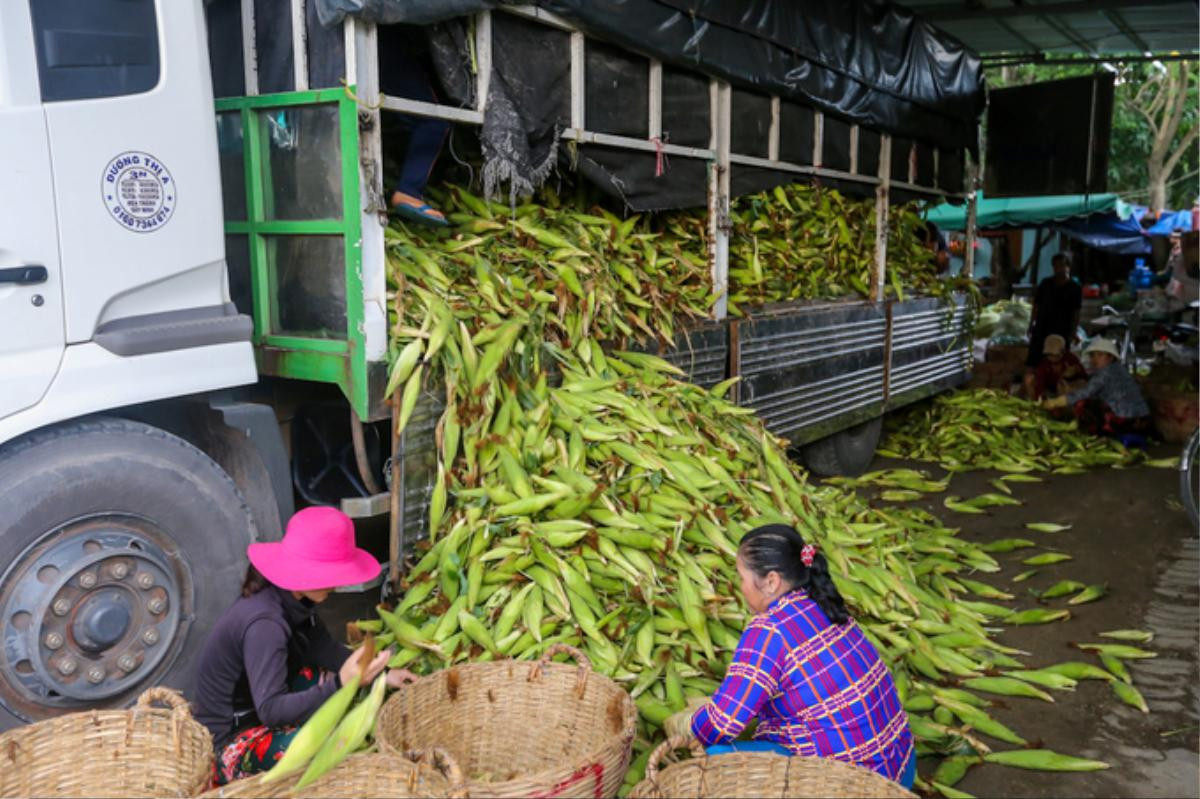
[193,586,350,749]
[1067,362,1151,419]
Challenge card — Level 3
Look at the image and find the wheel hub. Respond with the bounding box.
[0,516,190,718]
[72,589,133,652]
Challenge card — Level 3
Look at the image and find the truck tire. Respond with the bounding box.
[0,417,257,729]
[801,417,883,477]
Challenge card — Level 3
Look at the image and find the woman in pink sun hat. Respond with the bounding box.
[193,506,415,785]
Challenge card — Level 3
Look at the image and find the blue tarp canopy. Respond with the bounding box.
[926,192,1194,256]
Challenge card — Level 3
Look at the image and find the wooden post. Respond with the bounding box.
[871,136,892,302]
[963,154,978,279]
[708,81,731,321]
[387,400,403,591]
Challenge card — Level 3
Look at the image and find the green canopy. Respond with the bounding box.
[925,193,1135,231]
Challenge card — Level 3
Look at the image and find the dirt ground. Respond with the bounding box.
[869,446,1199,799]
[319,443,1200,799]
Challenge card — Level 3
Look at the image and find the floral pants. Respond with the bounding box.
[1073,398,1152,438]
[212,666,320,786]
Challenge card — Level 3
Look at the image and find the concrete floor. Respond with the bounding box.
[870,447,1199,799]
[317,444,1200,799]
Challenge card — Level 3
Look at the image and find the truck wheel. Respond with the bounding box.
[0,418,257,729]
[801,417,883,477]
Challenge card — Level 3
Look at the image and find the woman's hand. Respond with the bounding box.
[663,697,709,739]
[338,647,390,687]
[1042,395,1068,410]
[385,668,418,689]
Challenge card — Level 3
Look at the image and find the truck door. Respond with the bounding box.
[0,3,65,421]
[30,0,231,351]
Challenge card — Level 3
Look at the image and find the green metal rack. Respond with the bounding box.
[216,88,374,420]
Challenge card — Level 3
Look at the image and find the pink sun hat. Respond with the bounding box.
[247,506,380,591]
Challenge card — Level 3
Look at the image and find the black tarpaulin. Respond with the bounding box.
[314,0,498,27]
[310,0,980,208]
[314,0,983,151]
[540,0,982,152]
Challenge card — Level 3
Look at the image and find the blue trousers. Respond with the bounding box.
[387,53,449,199]
[704,742,916,790]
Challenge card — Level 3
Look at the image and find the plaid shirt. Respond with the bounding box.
[691,590,913,782]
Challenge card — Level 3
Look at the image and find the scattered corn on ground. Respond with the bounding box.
[278,189,1157,795]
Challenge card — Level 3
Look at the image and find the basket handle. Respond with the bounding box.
[135,686,192,715]
[537,643,591,671]
[406,747,467,798]
[645,735,704,784]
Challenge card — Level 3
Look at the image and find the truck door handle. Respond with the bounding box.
[0,265,48,285]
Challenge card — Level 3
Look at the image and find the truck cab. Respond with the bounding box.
[0,1,265,727]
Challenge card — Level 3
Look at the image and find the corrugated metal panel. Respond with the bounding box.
[737,301,887,445]
[394,387,444,547]
[887,295,972,407]
[634,323,729,389]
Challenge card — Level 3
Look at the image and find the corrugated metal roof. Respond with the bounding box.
[904,0,1199,59]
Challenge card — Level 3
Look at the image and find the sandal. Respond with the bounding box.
[390,192,448,227]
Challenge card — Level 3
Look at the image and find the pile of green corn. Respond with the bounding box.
[881,389,1146,474]
[298,191,1146,798]
[417,182,968,321]
[723,184,964,312]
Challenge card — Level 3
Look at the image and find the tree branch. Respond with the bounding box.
[1162,63,1192,153]
[1150,69,1181,161]
[1146,74,1171,125]
[1163,123,1199,178]
[1132,71,1158,108]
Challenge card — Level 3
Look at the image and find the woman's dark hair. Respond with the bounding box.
[242,564,269,597]
[739,524,849,625]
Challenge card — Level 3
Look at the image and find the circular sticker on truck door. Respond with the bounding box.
[102,151,176,233]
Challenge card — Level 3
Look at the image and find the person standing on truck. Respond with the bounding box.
[1026,253,1082,371]
[385,49,450,227]
[193,507,415,785]
[1042,338,1151,438]
[664,525,915,789]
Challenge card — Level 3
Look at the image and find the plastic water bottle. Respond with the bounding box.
[1129,258,1152,290]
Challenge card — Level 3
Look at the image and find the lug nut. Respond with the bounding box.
[142,628,159,646]
[110,563,129,579]
[44,632,64,650]
[117,654,137,673]
[78,572,97,589]
[147,598,166,614]
[52,598,71,616]
[135,572,154,590]
[58,657,77,676]
[86,666,105,684]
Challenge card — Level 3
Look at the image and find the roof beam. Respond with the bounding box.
[1040,12,1102,57]
[994,16,1043,53]
[1103,9,1152,53]
[982,50,1196,66]
[924,1,1180,22]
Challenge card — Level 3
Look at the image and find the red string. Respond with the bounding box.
[651,137,667,177]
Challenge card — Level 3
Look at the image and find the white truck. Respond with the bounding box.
[0,0,978,726]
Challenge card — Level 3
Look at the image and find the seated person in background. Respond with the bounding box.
[1043,338,1151,437]
[918,221,951,274]
[1023,334,1086,401]
[1166,230,1199,313]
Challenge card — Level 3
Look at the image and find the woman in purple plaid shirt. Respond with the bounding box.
[683,524,915,788]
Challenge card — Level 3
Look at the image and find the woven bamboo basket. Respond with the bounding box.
[0,686,212,798]
[627,736,917,799]
[199,748,467,798]
[376,644,637,798]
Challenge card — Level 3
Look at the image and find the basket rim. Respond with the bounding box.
[631,748,917,799]
[376,659,639,791]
